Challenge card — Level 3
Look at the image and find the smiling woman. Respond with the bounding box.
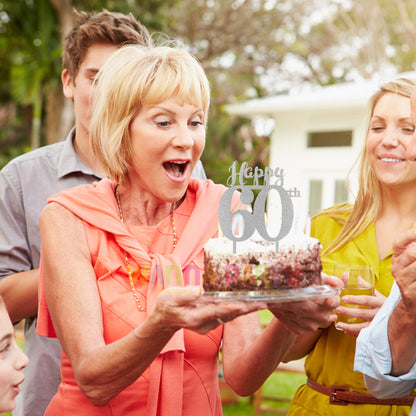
[283,77,416,416]
[366,92,416,193]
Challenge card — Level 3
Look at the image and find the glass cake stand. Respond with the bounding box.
[198,285,340,305]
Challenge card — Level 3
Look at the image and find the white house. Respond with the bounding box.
[225,76,408,232]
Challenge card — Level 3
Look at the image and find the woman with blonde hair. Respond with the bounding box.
[285,77,416,415]
[36,44,339,415]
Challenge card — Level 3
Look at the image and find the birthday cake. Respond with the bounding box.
[203,236,322,292]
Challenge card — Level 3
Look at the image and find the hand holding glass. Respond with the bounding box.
[333,265,375,325]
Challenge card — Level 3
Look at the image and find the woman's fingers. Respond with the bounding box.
[155,289,267,334]
[268,297,340,334]
[321,272,344,288]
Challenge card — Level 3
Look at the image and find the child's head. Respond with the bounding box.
[0,297,28,412]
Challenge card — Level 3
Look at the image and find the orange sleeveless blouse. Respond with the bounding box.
[38,178,238,415]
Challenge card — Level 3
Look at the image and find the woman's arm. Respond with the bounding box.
[222,313,295,396]
[222,279,341,396]
[282,273,344,363]
[40,203,177,405]
[282,331,322,362]
[40,203,265,405]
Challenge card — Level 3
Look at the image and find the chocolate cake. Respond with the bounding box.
[203,236,322,292]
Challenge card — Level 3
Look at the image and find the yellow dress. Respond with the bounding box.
[288,206,414,416]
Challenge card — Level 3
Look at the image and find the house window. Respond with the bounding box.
[334,179,349,204]
[309,179,322,216]
[307,130,352,147]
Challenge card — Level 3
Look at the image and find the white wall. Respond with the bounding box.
[266,106,368,233]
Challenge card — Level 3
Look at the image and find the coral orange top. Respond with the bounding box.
[37,178,239,416]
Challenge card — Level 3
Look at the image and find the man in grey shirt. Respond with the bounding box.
[0,11,206,416]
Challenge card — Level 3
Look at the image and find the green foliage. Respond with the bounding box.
[0,105,31,169]
[71,0,174,32]
[0,144,31,169]
[203,105,268,185]
[0,0,62,150]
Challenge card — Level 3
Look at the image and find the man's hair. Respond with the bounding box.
[62,10,152,81]
[90,44,210,183]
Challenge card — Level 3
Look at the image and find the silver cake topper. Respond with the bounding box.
[219,161,300,253]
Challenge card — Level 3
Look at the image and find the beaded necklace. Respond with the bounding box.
[114,185,177,311]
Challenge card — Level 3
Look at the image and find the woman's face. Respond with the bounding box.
[128,96,206,202]
[0,308,28,412]
[366,92,416,190]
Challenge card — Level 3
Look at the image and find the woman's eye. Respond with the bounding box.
[402,126,415,133]
[155,120,171,128]
[189,117,203,127]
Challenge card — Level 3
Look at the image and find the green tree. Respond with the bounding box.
[0,0,61,152]
[2,0,416,181]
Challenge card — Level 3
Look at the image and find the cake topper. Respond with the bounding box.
[219,161,300,253]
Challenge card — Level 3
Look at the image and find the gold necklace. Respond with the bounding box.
[114,186,178,311]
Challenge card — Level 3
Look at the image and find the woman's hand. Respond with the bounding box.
[267,273,342,334]
[148,286,267,335]
[334,289,386,336]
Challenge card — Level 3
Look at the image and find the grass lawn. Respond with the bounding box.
[222,370,306,416]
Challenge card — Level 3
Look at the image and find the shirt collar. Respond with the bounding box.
[57,127,102,180]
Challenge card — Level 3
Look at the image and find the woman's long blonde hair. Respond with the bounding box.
[321,77,416,256]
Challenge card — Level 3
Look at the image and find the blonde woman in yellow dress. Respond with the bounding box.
[285,77,416,415]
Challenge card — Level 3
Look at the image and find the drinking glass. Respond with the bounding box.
[333,264,375,325]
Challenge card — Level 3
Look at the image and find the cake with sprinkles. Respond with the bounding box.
[203,236,322,292]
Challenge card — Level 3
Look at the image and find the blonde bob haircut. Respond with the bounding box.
[320,77,416,256]
[90,44,210,183]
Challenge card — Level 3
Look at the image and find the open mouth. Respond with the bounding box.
[163,161,189,178]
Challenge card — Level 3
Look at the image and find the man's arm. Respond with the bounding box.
[389,300,416,375]
[355,282,416,398]
[354,229,416,400]
[389,227,416,376]
[0,168,39,323]
[0,270,39,323]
